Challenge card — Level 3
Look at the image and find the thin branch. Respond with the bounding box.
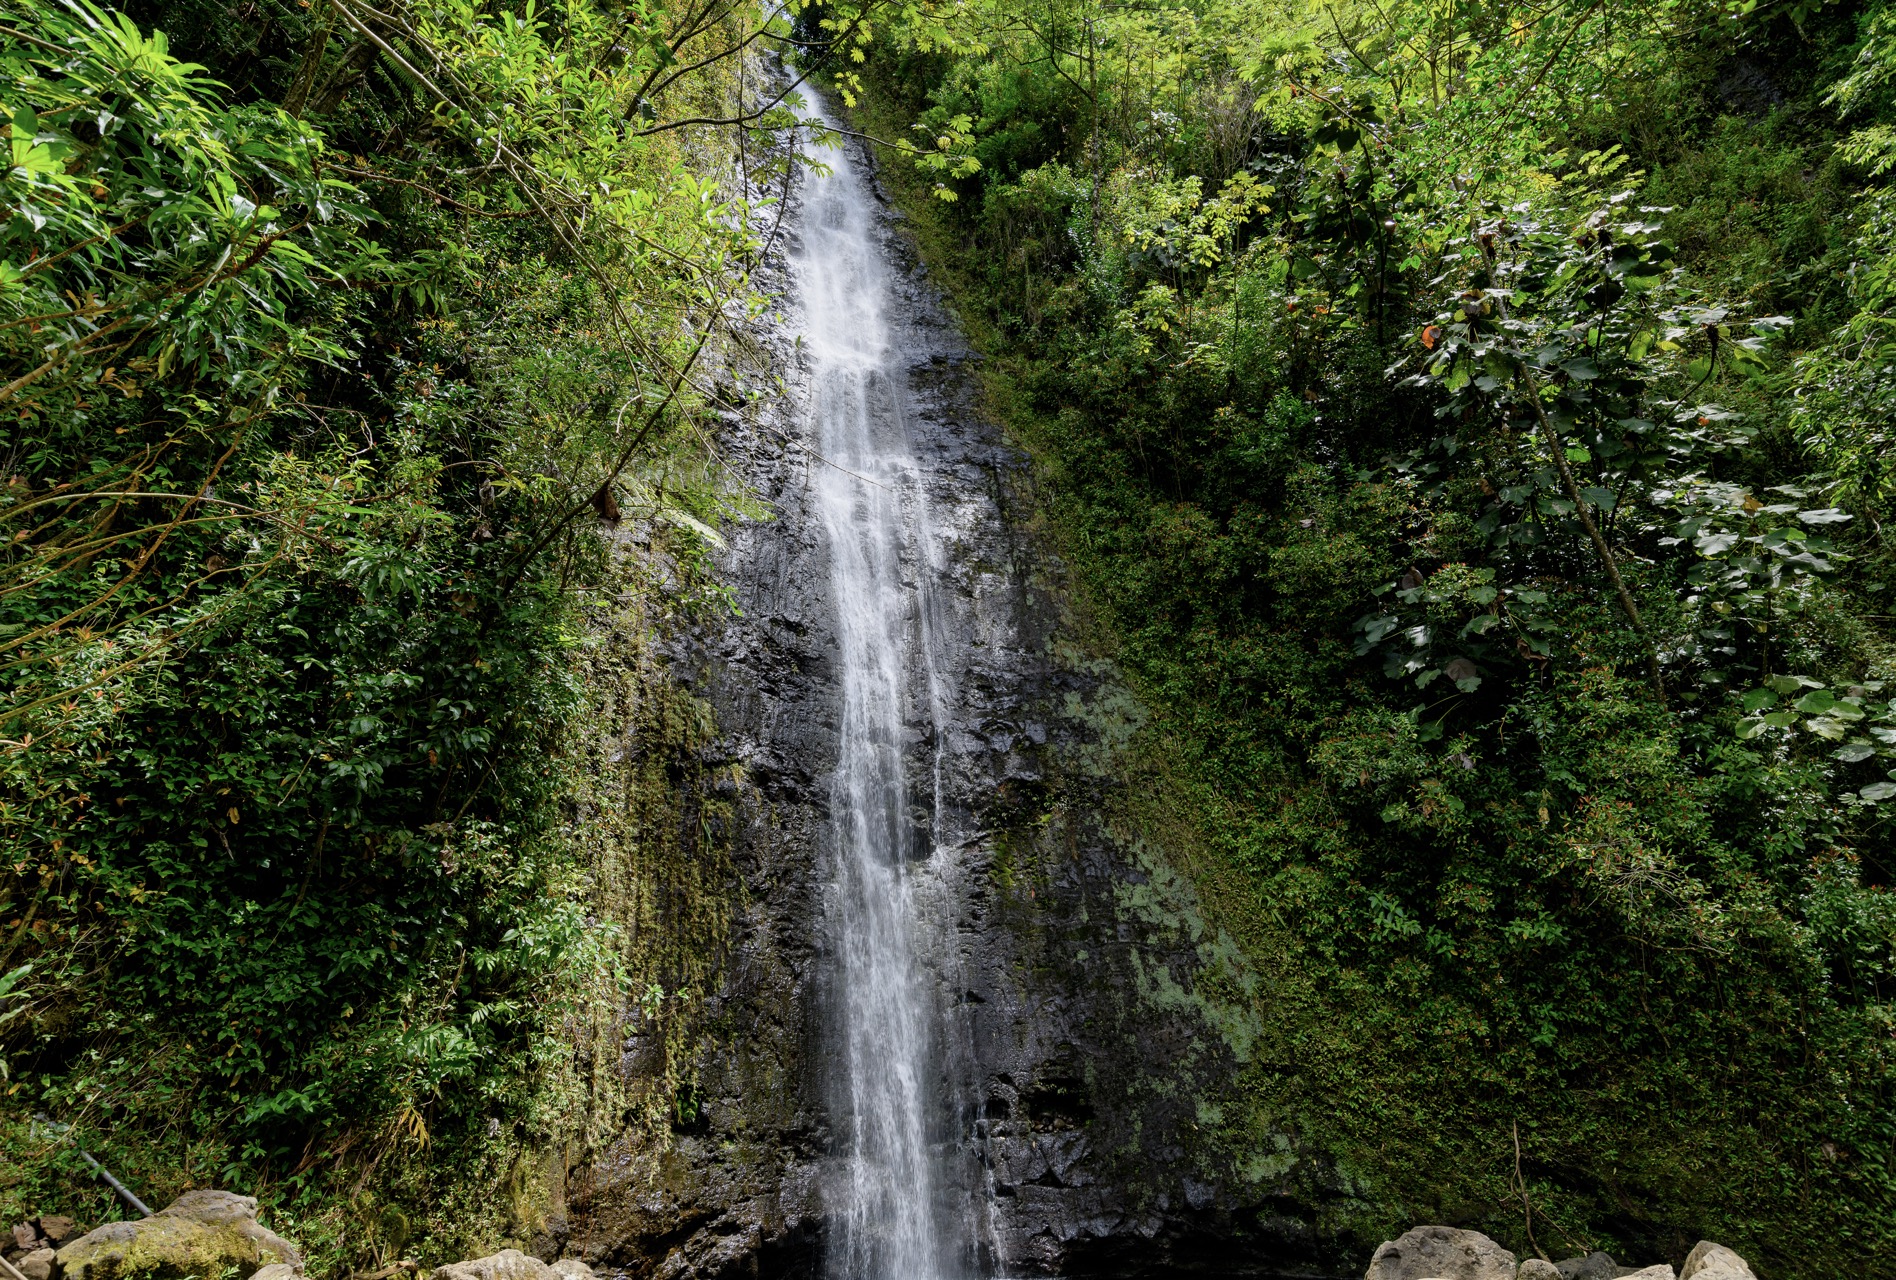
[0,23,71,52]
[1467,217,1667,706]
[17,215,149,283]
[320,163,537,217]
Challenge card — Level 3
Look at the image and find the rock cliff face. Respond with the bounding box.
[563,138,1362,1280]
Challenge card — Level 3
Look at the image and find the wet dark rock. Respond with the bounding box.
[1557,1253,1621,1280]
[1715,59,1784,118]
[565,115,1362,1280]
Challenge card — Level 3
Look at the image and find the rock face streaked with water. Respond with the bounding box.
[563,108,1364,1280]
[796,100,976,1280]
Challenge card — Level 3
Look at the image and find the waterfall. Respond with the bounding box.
[791,110,972,1280]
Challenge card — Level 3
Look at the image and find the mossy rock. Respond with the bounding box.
[56,1191,303,1280]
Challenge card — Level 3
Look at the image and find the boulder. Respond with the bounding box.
[1557,1254,1620,1280]
[1519,1261,1562,1280]
[17,1249,55,1280]
[1366,1226,1518,1280]
[1681,1243,1755,1280]
[56,1191,303,1280]
[429,1252,554,1280]
[1615,1269,1674,1280]
[549,1263,592,1280]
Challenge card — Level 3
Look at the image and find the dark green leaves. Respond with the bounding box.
[1733,679,1896,802]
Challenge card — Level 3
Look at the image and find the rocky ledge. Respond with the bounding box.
[6,1197,598,1280]
[1366,1225,1760,1280]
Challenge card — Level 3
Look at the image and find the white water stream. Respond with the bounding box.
[791,113,974,1280]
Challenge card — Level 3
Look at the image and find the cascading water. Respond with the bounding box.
[563,74,1295,1280]
[790,110,978,1280]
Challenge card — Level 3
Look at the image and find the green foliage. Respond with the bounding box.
[855,0,1896,1268]
[0,0,785,1265]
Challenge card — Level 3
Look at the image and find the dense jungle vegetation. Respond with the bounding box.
[7,0,1896,1272]
[845,0,1896,1271]
[0,0,840,1262]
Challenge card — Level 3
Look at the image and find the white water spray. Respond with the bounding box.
[791,111,971,1280]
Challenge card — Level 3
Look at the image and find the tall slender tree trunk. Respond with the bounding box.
[282,2,338,118]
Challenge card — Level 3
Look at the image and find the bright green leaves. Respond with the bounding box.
[908,111,982,199]
[1657,479,1852,675]
[1734,677,1896,804]
[1119,170,1274,270]
[6,102,71,186]
[1,5,379,411]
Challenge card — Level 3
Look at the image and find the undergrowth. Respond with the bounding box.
[847,0,1896,1270]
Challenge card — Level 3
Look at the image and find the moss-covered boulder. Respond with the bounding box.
[55,1192,302,1280]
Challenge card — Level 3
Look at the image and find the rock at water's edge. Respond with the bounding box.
[1681,1243,1757,1280]
[56,1191,303,1280]
[1557,1254,1620,1280]
[1365,1226,1517,1280]
[429,1252,554,1280]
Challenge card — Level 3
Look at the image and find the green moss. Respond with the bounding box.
[60,1216,295,1280]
